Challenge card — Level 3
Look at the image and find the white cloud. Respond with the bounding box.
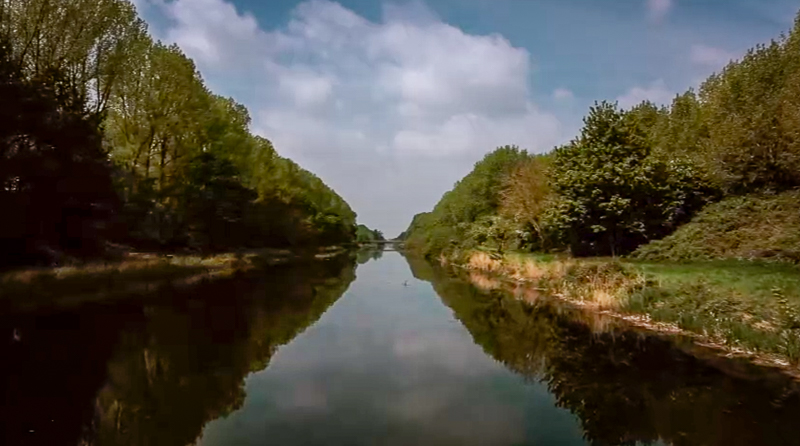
[616,79,674,109]
[647,0,673,21]
[553,88,574,101]
[690,44,735,68]
[152,0,565,234]
[164,0,264,66]
[278,70,335,109]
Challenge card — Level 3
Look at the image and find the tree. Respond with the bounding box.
[550,101,711,256]
[405,146,530,257]
[0,37,118,265]
[181,152,258,249]
[499,154,554,250]
[698,28,800,193]
[0,0,148,114]
[0,0,360,263]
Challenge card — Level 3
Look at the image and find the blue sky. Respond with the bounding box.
[133,0,800,236]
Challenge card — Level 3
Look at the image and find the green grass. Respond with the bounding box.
[472,251,800,366]
[622,259,800,363]
[632,190,800,262]
[630,260,800,306]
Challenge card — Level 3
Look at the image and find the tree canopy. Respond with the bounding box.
[405,10,800,258]
[0,0,358,266]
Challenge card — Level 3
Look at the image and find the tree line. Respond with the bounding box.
[355,224,385,243]
[0,0,357,267]
[403,12,800,259]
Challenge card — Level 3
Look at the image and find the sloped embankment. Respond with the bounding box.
[632,190,800,262]
[456,251,800,376]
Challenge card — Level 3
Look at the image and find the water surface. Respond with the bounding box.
[3,250,800,445]
[198,252,586,446]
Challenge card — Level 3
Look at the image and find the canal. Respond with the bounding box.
[2,250,800,445]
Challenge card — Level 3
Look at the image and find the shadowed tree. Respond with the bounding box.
[0,37,118,266]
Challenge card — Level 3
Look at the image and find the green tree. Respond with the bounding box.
[550,101,711,256]
[0,0,147,113]
[499,154,554,250]
[0,0,363,263]
[405,146,530,257]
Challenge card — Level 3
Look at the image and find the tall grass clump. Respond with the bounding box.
[462,251,647,311]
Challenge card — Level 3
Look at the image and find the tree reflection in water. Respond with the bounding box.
[405,254,800,446]
[0,254,357,446]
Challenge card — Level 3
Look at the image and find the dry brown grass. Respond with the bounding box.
[554,262,645,311]
[1,251,276,285]
[500,254,577,282]
[466,252,502,273]
[506,257,545,280]
[469,271,502,291]
[457,250,644,312]
[511,283,542,303]
[589,288,621,310]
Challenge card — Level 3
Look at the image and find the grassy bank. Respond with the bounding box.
[455,251,800,369]
[632,190,800,262]
[0,247,349,311]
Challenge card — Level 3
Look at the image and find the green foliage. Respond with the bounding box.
[624,259,800,363]
[355,224,384,242]
[632,190,800,261]
[499,154,556,250]
[406,11,800,262]
[0,0,357,265]
[405,103,713,259]
[698,36,800,193]
[549,101,713,256]
[404,146,530,257]
[650,90,709,162]
[439,145,530,225]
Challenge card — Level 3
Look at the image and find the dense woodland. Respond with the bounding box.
[404,13,800,260]
[0,0,357,267]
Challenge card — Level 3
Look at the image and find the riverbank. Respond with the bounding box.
[0,246,351,312]
[449,250,800,373]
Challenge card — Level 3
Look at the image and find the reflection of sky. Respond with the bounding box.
[197,252,587,446]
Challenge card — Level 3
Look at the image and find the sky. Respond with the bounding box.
[132,0,800,237]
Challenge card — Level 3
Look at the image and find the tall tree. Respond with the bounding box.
[0,37,118,265]
[550,101,710,256]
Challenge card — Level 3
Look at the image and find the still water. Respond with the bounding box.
[3,250,800,445]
